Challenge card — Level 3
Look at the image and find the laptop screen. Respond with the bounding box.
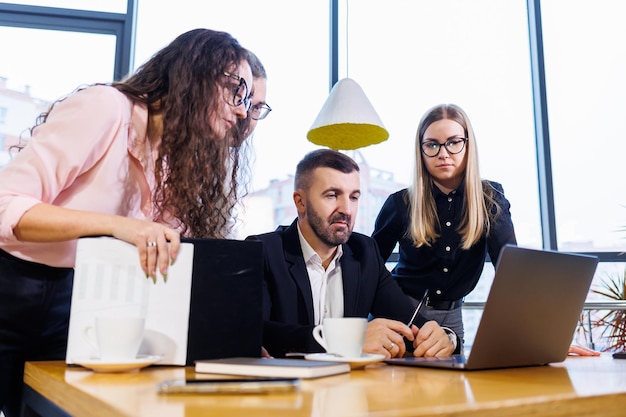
[184,238,264,365]
[384,246,598,370]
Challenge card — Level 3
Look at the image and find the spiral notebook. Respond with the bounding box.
[384,245,598,371]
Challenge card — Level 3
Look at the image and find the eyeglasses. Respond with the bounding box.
[222,71,252,112]
[249,103,272,120]
[421,137,468,157]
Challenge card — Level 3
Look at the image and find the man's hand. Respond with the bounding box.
[362,318,414,358]
[412,320,455,357]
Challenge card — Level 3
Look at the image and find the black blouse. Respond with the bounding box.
[372,181,517,303]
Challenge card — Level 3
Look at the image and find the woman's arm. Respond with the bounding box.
[372,191,406,261]
[486,181,517,264]
[15,203,180,279]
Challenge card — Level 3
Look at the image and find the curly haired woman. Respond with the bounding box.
[0,28,258,417]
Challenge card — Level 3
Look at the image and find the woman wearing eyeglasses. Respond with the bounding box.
[0,28,259,417]
[372,103,517,349]
[229,50,271,148]
[225,51,272,243]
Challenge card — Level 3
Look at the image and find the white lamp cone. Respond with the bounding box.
[307,78,389,150]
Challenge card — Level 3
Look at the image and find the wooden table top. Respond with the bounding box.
[24,354,626,417]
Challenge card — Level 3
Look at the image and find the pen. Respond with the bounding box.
[407,289,429,327]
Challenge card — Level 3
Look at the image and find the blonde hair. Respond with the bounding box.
[408,104,499,249]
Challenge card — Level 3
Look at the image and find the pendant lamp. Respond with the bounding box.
[306,78,389,151]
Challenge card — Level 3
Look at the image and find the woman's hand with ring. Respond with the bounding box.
[111,217,180,282]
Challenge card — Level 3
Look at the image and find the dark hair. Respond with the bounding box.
[294,149,360,191]
[28,29,250,238]
[248,50,267,79]
[230,50,267,147]
[227,50,267,230]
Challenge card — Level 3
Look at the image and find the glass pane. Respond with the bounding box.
[0,26,116,165]
[135,0,329,237]
[542,0,626,251]
[4,0,126,13]
[339,0,540,244]
[343,0,536,349]
[577,262,626,351]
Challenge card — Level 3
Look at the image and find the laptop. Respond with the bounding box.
[384,245,598,370]
[183,238,264,365]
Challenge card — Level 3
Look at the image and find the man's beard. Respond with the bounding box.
[306,202,352,247]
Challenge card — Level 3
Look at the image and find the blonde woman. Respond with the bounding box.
[372,104,517,347]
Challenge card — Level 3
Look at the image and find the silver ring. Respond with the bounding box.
[147,241,157,247]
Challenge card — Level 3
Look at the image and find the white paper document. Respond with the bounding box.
[66,237,195,365]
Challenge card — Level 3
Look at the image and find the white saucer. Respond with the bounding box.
[73,355,162,373]
[304,353,386,369]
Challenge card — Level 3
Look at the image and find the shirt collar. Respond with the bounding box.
[433,183,464,199]
[296,221,343,265]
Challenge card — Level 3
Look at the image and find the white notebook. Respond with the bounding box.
[195,357,350,379]
[66,237,195,365]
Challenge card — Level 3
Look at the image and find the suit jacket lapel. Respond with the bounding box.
[283,220,315,324]
[340,243,361,316]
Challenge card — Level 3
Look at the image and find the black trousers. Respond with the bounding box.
[0,249,73,417]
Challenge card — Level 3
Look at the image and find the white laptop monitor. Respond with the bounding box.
[385,245,598,370]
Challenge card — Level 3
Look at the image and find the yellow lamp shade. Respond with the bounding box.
[307,123,388,151]
[307,78,389,150]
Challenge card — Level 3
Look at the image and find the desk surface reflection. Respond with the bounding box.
[23,354,626,417]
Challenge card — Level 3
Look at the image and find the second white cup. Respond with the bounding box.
[312,317,368,358]
[84,316,145,361]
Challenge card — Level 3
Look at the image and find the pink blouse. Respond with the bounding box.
[0,85,158,267]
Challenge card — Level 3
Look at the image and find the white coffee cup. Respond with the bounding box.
[312,317,368,358]
[84,316,145,361]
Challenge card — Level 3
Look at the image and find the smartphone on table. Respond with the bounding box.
[157,377,301,394]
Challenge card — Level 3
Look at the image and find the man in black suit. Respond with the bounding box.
[247,149,457,358]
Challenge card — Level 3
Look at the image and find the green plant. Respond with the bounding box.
[591,268,626,352]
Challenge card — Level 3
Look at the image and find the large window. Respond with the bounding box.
[0,26,116,101]
[341,0,540,242]
[542,0,626,252]
[541,0,626,351]
[3,1,623,247]
[2,0,625,349]
[3,0,126,13]
[0,1,132,161]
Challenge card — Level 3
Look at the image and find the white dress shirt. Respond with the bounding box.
[297,223,344,325]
